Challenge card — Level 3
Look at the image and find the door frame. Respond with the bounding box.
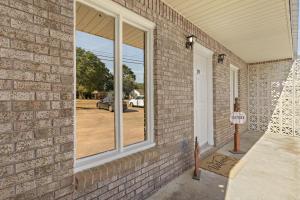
[193,42,214,146]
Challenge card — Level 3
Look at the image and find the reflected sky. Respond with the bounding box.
[76,31,145,83]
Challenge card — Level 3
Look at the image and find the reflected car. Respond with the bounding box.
[129,95,144,107]
[96,96,128,112]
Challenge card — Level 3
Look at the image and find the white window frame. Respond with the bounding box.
[230,64,239,113]
[74,0,155,172]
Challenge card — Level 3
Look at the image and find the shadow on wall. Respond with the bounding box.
[248,59,300,137]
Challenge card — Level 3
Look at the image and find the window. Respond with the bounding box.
[230,65,239,113]
[75,0,155,172]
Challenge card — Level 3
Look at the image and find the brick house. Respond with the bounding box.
[0,0,299,199]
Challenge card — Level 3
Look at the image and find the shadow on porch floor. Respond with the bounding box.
[147,131,264,200]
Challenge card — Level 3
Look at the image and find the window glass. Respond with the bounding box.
[76,3,115,158]
[122,22,146,146]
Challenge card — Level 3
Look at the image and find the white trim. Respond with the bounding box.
[193,42,214,146]
[115,14,122,152]
[73,1,77,164]
[74,0,155,172]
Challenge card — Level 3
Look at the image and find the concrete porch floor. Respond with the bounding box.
[147,131,300,200]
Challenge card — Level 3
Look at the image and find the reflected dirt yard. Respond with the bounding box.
[76,100,144,159]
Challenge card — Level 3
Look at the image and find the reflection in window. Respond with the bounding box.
[76,2,115,158]
[123,22,146,146]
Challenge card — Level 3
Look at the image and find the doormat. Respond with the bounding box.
[201,153,239,177]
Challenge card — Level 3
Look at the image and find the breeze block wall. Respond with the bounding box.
[0,0,248,199]
[248,59,299,137]
[0,0,74,199]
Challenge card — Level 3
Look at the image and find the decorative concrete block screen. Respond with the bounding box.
[248,59,300,137]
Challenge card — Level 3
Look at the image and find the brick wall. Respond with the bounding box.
[74,0,248,199]
[0,0,248,199]
[0,0,74,199]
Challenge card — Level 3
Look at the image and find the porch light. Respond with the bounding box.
[186,35,196,49]
[218,54,226,64]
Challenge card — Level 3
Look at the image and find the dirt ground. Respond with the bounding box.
[76,99,145,159]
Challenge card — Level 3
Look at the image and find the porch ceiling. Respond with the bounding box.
[163,0,299,63]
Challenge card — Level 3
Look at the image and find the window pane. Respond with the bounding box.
[76,2,115,158]
[122,22,146,146]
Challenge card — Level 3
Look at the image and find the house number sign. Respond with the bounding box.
[230,112,247,124]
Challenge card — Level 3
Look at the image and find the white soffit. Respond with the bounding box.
[163,0,298,63]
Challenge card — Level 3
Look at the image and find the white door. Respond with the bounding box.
[194,43,213,147]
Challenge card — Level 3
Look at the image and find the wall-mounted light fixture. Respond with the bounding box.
[186,35,196,49]
[218,54,226,64]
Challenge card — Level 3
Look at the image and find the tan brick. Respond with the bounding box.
[61,7,73,18]
[36,110,59,119]
[0,58,13,69]
[0,170,34,189]
[0,80,12,89]
[13,111,34,121]
[9,1,48,18]
[11,39,49,54]
[13,60,51,73]
[51,65,73,75]
[49,12,73,25]
[14,81,51,91]
[0,165,14,177]
[12,101,50,111]
[0,102,11,112]
[0,4,33,22]
[14,120,34,131]
[60,50,73,59]
[0,36,9,48]
[0,48,33,61]
[0,69,34,81]
[0,186,15,200]
[35,72,60,83]
[0,150,35,166]
[0,15,10,26]
[0,122,12,133]
[16,156,54,173]
[11,19,49,36]
[16,180,36,194]
[36,146,59,158]
[34,119,52,129]
[36,35,60,48]
[34,54,60,65]
[60,41,73,50]
[0,143,14,155]
[35,128,60,139]
[12,91,35,101]
[54,134,72,144]
[60,142,73,152]
[52,83,73,92]
[0,91,11,101]
[54,151,73,162]
[36,91,60,100]
[0,131,34,145]
[53,117,72,127]
[16,137,53,152]
[50,29,72,42]
[0,112,12,122]
[51,101,61,109]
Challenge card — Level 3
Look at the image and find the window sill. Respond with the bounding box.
[74,143,158,191]
[75,142,156,173]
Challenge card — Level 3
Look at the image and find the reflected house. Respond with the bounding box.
[130,89,144,99]
[0,0,299,200]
